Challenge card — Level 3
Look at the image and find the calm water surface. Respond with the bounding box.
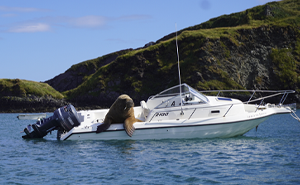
[0,111,300,184]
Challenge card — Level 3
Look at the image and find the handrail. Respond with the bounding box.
[255,99,264,112]
[201,89,295,106]
[150,91,292,111]
[247,90,256,104]
[200,89,295,93]
[279,92,286,105]
[246,92,282,104]
[282,93,288,104]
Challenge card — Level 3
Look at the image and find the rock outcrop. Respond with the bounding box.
[62,25,299,108]
[46,49,132,92]
[0,95,68,113]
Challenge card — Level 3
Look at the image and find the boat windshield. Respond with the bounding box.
[148,83,209,103]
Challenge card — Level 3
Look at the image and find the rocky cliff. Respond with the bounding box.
[45,49,132,92]
[63,25,299,108]
[58,0,300,108]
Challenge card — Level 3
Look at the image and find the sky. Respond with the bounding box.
[0,0,279,82]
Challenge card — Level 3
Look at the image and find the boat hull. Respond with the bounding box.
[62,116,269,140]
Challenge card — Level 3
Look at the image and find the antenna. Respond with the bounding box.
[175,23,184,115]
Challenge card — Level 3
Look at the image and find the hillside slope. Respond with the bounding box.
[1,0,299,112]
[45,49,132,92]
[55,0,299,107]
[0,79,67,112]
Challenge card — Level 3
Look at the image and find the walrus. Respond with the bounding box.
[96,94,142,137]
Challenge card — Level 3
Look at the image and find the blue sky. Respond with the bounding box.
[0,0,278,82]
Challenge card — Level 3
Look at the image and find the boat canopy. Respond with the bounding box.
[148,83,209,105]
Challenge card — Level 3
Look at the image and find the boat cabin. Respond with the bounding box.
[139,83,247,122]
[146,83,209,110]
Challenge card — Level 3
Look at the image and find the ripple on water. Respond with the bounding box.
[0,113,300,184]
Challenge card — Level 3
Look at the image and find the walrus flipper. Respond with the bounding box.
[124,117,136,137]
[96,118,112,133]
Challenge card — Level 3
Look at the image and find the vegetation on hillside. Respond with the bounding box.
[158,0,300,42]
[2,0,300,110]
[68,49,132,84]
[62,0,300,103]
[270,48,299,89]
[0,79,64,99]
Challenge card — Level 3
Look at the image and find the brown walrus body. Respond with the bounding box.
[96,94,142,137]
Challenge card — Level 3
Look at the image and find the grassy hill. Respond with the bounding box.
[0,79,67,112]
[0,79,63,99]
[158,0,300,42]
[1,0,299,111]
[52,0,299,107]
[45,49,132,92]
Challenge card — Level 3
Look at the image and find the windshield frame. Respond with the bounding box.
[148,83,209,106]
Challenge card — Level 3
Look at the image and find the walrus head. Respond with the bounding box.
[118,94,134,112]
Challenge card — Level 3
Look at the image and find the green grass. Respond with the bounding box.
[270,48,299,89]
[0,79,64,99]
[62,0,300,100]
[69,49,131,72]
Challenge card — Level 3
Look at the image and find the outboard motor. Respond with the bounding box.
[22,104,81,139]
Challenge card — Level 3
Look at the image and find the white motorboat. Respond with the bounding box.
[22,83,299,140]
[21,33,299,140]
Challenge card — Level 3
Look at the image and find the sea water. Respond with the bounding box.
[0,112,300,184]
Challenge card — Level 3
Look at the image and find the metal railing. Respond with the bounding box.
[200,89,295,105]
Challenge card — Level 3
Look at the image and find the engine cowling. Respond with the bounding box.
[22,104,81,139]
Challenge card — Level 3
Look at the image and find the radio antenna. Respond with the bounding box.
[176,23,184,115]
